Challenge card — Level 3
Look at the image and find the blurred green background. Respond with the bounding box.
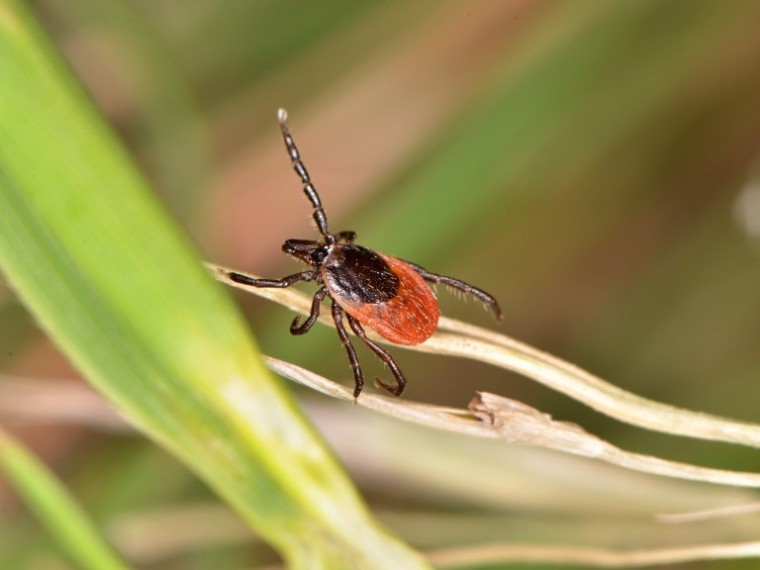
[2,0,760,568]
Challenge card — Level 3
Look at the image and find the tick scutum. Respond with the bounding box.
[322,244,400,304]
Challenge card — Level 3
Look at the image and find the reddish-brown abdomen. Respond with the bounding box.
[326,254,439,345]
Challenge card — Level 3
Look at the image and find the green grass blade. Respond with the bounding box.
[0,1,428,567]
[0,428,132,570]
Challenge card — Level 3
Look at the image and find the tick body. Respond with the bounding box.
[228,109,502,398]
[322,245,439,345]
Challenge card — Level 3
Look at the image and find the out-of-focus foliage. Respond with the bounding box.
[0,0,427,568]
[2,0,760,568]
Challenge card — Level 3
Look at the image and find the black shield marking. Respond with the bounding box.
[323,245,399,304]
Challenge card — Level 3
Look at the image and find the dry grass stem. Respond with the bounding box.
[265,357,760,488]
[656,501,760,524]
[211,264,760,449]
[426,540,760,568]
[5,365,760,489]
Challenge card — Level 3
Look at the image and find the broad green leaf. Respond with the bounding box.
[0,1,428,567]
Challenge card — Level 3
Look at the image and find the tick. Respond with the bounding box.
[228,109,502,398]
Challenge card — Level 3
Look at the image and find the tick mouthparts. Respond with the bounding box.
[277,108,288,124]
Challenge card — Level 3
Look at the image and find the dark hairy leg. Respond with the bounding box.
[227,270,316,288]
[290,287,328,335]
[335,230,356,243]
[347,314,407,397]
[331,301,365,398]
[278,109,334,244]
[404,261,502,321]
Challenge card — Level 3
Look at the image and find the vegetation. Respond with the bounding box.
[1,1,760,568]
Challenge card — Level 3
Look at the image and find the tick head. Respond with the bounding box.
[310,245,329,265]
[282,238,330,268]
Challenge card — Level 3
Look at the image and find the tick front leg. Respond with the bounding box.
[290,287,328,335]
[331,302,365,399]
[347,315,407,397]
[405,261,503,321]
[227,270,316,288]
[335,231,356,243]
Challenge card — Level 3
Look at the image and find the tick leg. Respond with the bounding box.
[227,270,316,288]
[282,239,320,257]
[404,261,503,321]
[278,109,335,244]
[332,302,365,399]
[346,315,407,397]
[290,287,328,335]
[335,231,356,243]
